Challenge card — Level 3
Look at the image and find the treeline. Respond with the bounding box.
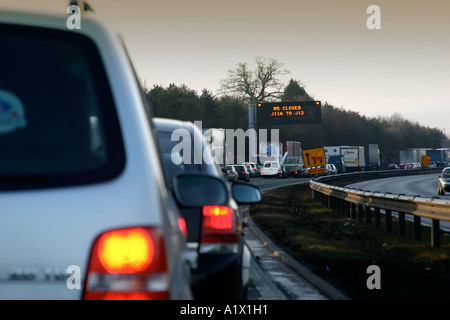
[146,83,445,167]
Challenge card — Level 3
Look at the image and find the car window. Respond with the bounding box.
[0,24,125,190]
[156,130,218,187]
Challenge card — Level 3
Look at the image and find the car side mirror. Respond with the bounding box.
[173,173,228,207]
[232,183,262,204]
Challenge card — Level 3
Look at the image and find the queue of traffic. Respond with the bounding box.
[0,6,262,300]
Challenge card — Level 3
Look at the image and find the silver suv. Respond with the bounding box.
[0,9,193,299]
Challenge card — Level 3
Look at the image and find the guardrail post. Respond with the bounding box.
[413,215,421,242]
[398,212,406,237]
[385,209,392,232]
[431,219,440,248]
[351,203,357,219]
[344,201,350,218]
[357,204,364,223]
[365,206,371,225]
[374,207,381,229]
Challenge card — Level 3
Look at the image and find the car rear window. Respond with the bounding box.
[156,130,219,187]
[0,24,125,190]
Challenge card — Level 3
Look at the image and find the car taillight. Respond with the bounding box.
[178,216,188,239]
[200,206,238,253]
[83,227,169,300]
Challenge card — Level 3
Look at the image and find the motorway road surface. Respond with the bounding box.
[346,173,447,199]
[241,176,337,300]
[244,216,329,300]
[347,173,450,231]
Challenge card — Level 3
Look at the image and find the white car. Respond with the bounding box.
[0,8,193,299]
[324,164,338,175]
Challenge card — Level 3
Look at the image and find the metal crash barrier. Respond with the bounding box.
[309,168,450,247]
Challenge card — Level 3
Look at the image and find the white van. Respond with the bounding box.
[261,161,282,178]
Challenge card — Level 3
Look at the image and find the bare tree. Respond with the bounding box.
[219,56,290,103]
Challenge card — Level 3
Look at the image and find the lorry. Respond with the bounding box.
[399,148,430,165]
[340,146,365,172]
[426,148,450,166]
[365,144,381,171]
[324,144,380,172]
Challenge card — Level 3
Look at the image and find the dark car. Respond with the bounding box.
[153,118,261,299]
[327,155,346,174]
[438,167,450,195]
[234,164,250,182]
[243,162,260,177]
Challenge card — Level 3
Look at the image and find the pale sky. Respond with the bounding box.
[2,0,450,137]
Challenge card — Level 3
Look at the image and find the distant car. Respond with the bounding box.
[243,162,259,177]
[428,161,437,168]
[261,161,282,178]
[153,118,262,299]
[405,163,418,169]
[234,164,250,182]
[226,165,238,183]
[327,155,346,174]
[324,164,337,175]
[242,163,255,178]
[398,163,406,169]
[387,164,398,170]
[438,167,450,195]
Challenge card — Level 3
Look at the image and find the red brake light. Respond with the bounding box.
[83,227,169,300]
[178,216,188,239]
[203,206,233,229]
[201,206,237,244]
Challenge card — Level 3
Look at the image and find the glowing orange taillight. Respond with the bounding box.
[83,227,169,300]
[98,228,153,273]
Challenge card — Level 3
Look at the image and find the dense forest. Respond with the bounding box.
[145,81,446,167]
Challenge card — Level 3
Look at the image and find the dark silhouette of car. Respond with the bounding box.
[153,118,262,299]
[234,164,251,182]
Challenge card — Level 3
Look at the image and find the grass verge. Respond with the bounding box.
[250,183,450,299]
